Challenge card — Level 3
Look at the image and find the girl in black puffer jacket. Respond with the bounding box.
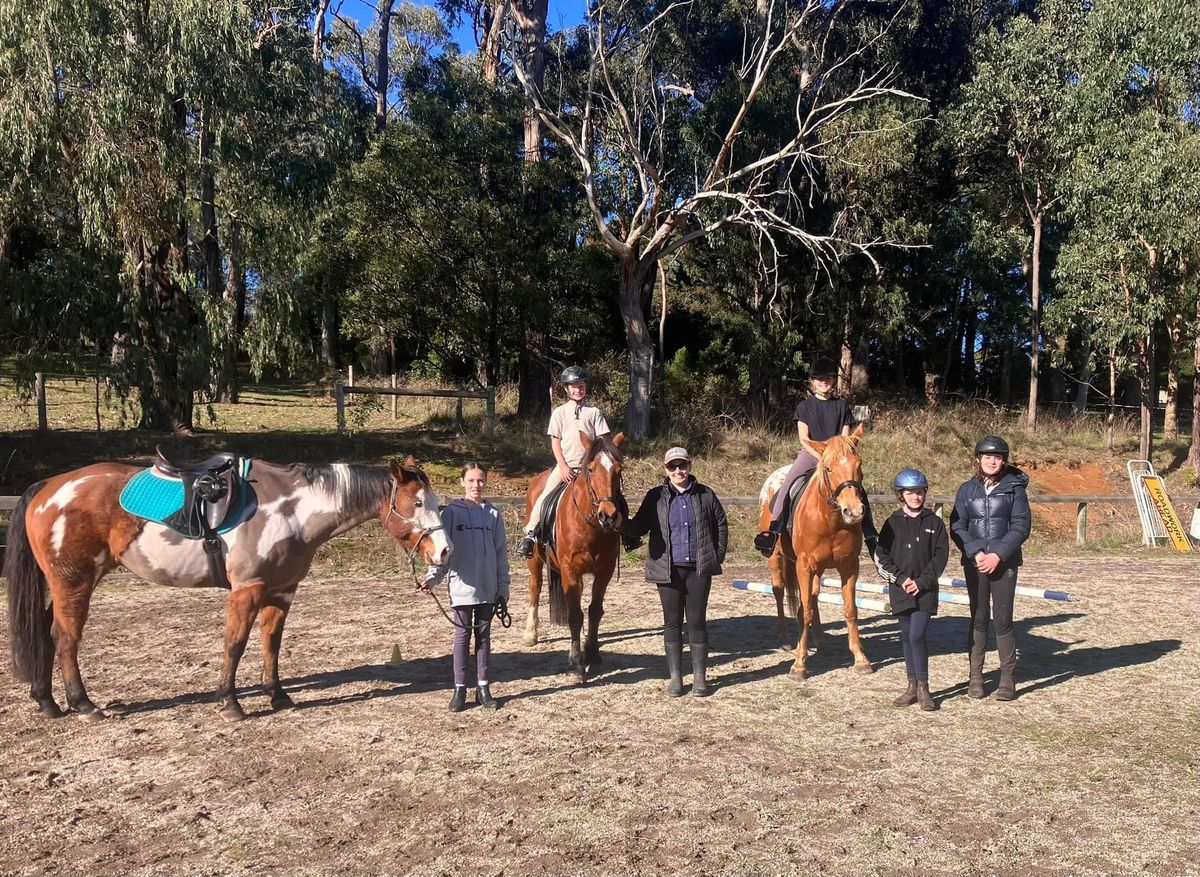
[949,436,1031,702]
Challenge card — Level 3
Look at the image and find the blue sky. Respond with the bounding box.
[336,0,590,52]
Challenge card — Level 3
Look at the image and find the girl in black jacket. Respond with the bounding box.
[623,447,728,698]
[877,469,949,711]
[949,435,1032,702]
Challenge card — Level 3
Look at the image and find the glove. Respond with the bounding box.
[621,535,642,552]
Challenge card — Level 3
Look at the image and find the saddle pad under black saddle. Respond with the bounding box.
[119,459,253,537]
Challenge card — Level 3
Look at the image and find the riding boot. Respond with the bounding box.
[968,629,988,699]
[892,677,918,707]
[516,534,536,558]
[916,681,938,711]
[995,632,1018,701]
[448,685,468,712]
[754,523,781,556]
[475,684,499,710]
[665,643,684,697]
[690,644,710,697]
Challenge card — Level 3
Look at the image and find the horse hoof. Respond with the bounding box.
[788,668,807,684]
[523,634,538,648]
[270,693,296,712]
[220,702,247,722]
[77,707,108,722]
[36,700,66,719]
[568,670,586,685]
[854,663,874,675]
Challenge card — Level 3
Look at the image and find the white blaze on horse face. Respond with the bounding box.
[598,451,614,472]
[416,484,451,563]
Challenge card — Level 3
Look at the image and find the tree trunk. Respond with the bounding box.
[1164,306,1183,441]
[1026,216,1042,430]
[320,280,338,368]
[199,103,221,300]
[0,203,11,319]
[312,0,331,61]
[1106,348,1117,453]
[1136,329,1155,461]
[374,1,396,133]
[216,219,245,403]
[515,0,548,163]
[923,364,940,407]
[1000,336,1013,406]
[851,336,869,395]
[132,237,196,432]
[619,257,655,438]
[481,1,504,85]
[1074,323,1091,416]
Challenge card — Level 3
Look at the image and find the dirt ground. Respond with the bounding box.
[1,554,1197,877]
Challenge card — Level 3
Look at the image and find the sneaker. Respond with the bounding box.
[753,531,778,557]
[516,535,536,558]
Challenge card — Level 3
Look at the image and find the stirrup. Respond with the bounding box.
[753,531,778,556]
[516,535,536,558]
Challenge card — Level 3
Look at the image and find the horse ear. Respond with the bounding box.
[579,431,594,451]
[390,459,414,482]
[611,432,625,448]
[404,454,417,468]
[850,423,864,444]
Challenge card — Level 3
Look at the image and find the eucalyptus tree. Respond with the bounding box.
[510,0,917,437]
[951,0,1081,430]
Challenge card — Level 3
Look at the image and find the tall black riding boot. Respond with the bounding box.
[665,643,684,697]
[690,644,710,697]
[995,632,1018,701]
[968,629,987,699]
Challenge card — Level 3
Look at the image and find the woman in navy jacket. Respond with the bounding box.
[623,447,728,698]
[949,436,1031,702]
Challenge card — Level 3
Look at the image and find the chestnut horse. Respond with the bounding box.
[756,424,872,679]
[4,456,450,721]
[523,432,625,681]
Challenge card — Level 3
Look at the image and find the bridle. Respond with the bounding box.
[818,453,866,513]
[574,455,622,529]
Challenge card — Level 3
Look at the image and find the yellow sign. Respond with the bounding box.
[1142,476,1193,552]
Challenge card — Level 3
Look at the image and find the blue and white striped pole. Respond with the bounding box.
[731,579,890,613]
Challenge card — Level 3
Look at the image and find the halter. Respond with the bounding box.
[386,478,446,569]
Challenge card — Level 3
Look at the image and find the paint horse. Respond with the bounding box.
[4,455,451,721]
[756,425,873,679]
[523,432,625,681]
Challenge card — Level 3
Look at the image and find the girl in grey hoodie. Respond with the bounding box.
[422,462,511,712]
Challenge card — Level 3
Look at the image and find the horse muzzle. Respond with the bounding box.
[840,506,865,525]
[596,508,621,532]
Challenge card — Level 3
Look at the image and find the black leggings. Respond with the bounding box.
[896,609,932,681]
[965,566,1017,636]
[657,567,712,645]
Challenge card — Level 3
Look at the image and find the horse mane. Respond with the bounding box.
[582,434,623,466]
[295,463,395,518]
[814,435,859,470]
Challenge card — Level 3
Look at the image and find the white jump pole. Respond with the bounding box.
[731,579,890,613]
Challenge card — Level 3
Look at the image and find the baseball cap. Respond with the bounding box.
[663,447,691,465]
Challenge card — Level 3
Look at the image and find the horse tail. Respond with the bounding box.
[784,571,801,621]
[548,565,567,626]
[4,482,51,684]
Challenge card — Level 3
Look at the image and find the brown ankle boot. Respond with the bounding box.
[995,632,1017,701]
[917,681,938,711]
[967,629,987,699]
[893,677,918,707]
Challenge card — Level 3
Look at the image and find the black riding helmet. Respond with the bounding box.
[809,357,838,379]
[974,435,1010,458]
[560,365,589,385]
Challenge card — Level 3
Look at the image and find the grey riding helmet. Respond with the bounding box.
[560,366,589,385]
[893,468,929,492]
[973,435,1010,458]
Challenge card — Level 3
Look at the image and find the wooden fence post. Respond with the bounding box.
[335,383,345,434]
[390,373,397,420]
[35,372,47,433]
[1076,501,1088,546]
[486,386,495,439]
[455,397,464,434]
[347,365,354,388]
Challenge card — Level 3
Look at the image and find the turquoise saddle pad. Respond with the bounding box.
[119,459,253,536]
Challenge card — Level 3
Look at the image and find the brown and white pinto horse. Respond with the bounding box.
[523,432,625,681]
[756,424,873,679]
[4,456,450,721]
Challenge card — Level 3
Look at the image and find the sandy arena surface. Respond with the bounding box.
[1,554,1197,877]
